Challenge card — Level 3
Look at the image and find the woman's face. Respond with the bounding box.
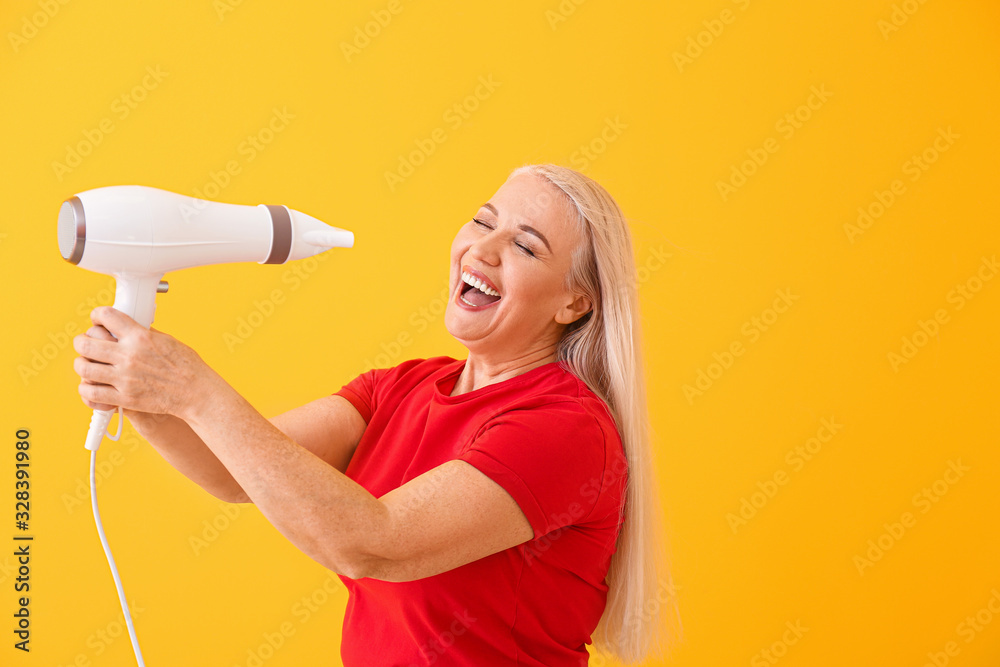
[444,173,592,360]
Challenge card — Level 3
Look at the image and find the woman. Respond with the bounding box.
[73,164,679,665]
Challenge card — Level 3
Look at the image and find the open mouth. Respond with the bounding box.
[459,270,502,308]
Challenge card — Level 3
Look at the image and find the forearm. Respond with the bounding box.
[74,309,386,577]
[127,411,249,503]
[182,373,388,578]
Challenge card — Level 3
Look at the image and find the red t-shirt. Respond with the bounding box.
[332,356,627,666]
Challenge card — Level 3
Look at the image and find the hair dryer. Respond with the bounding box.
[58,184,354,449]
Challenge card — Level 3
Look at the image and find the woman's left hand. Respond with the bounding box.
[73,306,221,420]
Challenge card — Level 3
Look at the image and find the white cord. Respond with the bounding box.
[90,448,146,666]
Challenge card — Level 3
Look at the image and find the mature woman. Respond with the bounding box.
[73,164,678,665]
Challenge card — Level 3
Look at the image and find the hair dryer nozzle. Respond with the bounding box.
[283,209,354,261]
[302,229,355,249]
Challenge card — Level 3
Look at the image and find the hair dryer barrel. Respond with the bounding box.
[58,185,353,275]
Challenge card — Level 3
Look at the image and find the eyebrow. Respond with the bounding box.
[481,202,552,253]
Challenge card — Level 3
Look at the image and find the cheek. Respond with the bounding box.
[508,268,558,302]
[450,228,473,259]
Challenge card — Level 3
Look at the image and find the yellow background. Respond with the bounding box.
[2,0,998,665]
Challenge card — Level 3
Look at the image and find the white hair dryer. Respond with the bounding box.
[58,184,354,449]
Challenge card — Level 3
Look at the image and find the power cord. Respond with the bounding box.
[87,407,145,666]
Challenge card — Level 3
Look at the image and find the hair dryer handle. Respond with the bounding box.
[111,274,164,330]
[84,274,163,451]
[85,409,119,451]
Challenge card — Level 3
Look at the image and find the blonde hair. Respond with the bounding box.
[508,164,683,664]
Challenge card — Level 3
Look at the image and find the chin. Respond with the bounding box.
[443,304,461,337]
[444,306,480,346]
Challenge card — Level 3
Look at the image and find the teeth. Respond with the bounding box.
[461,271,501,297]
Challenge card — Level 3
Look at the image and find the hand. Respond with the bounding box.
[74,322,172,428]
[73,307,219,420]
[73,322,117,412]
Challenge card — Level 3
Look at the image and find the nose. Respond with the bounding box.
[468,229,501,265]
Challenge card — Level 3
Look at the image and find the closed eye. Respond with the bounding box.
[472,219,536,257]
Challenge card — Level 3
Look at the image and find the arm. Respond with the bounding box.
[74,307,534,581]
[127,411,244,502]
[180,378,534,581]
[79,325,365,503]
[127,394,365,503]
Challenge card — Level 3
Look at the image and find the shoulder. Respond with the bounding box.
[519,364,627,490]
[505,362,620,438]
[460,365,626,536]
[358,355,460,388]
[385,355,460,375]
[477,363,623,465]
[335,356,460,422]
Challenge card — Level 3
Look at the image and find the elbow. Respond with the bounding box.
[335,559,369,581]
[332,526,403,581]
[332,498,401,580]
[336,548,433,583]
[309,497,403,580]
[333,547,393,581]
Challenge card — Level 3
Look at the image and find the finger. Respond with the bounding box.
[91,306,140,339]
[74,355,118,411]
[73,333,118,364]
[73,356,117,385]
[78,381,118,411]
[86,325,117,343]
[80,373,118,412]
[81,395,117,412]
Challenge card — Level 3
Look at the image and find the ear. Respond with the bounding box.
[555,292,593,325]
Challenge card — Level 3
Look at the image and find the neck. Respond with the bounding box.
[451,346,558,396]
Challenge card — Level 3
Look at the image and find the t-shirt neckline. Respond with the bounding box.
[435,358,565,402]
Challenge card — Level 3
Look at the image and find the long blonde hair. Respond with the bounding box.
[508,164,682,664]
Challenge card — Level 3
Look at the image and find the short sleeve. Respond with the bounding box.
[459,402,613,539]
[332,367,388,424]
[332,358,442,424]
